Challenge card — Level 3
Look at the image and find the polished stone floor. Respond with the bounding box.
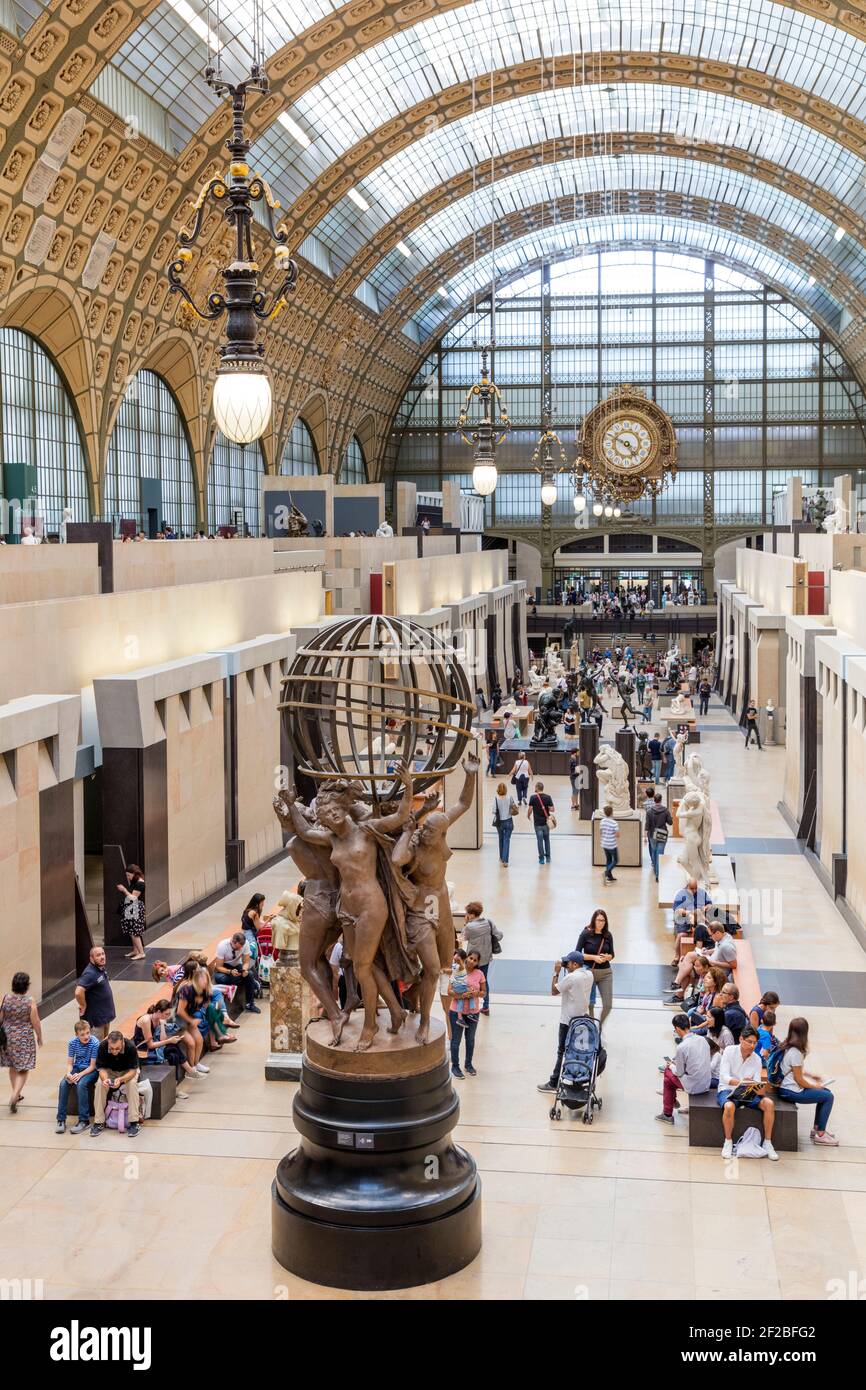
[2,698,865,1300]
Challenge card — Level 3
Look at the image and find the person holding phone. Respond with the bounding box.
[717,1027,778,1160]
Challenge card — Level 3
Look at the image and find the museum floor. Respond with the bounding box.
[3,697,866,1301]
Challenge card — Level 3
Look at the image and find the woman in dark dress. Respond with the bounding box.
[118,864,146,961]
[0,972,42,1112]
[576,909,615,1029]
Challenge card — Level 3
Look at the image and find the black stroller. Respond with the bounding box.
[549,1015,605,1123]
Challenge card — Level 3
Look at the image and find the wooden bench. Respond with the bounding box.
[688,1088,798,1150]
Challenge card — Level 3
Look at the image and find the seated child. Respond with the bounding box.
[56,1018,100,1134]
[756,1008,777,1062]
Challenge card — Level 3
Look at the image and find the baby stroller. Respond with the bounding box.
[549,1015,605,1123]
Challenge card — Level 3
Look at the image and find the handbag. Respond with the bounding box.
[653,825,669,845]
[490,922,502,956]
[105,1094,128,1133]
[536,794,557,831]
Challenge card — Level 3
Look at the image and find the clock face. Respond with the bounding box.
[600,415,655,473]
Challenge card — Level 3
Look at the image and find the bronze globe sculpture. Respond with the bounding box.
[279,614,475,804]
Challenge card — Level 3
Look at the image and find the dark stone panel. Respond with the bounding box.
[66,521,114,592]
[142,742,169,925]
[101,744,169,944]
[39,779,76,996]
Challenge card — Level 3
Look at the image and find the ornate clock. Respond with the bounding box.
[576,385,677,504]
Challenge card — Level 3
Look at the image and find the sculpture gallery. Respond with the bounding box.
[594,745,633,815]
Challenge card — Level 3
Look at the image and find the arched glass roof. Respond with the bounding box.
[319,82,866,274]
[363,154,866,308]
[109,0,866,209]
[410,215,847,340]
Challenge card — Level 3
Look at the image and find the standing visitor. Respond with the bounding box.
[527,781,556,864]
[576,909,615,1027]
[599,804,619,883]
[448,949,485,1078]
[536,952,594,1093]
[645,792,672,882]
[492,781,517,866]
[75,946,115,1039]
[648,732,662,783]
[744,699,762,749]
[461,901,502,1014]
[0,972,42,1113]
[117,864,146,961]
[569,750,582,810]
[513,752,532,805]
[698,677,711,716]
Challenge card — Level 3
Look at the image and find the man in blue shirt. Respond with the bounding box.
[672,878,714,937]
[56,1018,100,1133]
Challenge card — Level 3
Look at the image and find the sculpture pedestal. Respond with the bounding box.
[272,1009,481,1290]
[591,810,643,867]
[265,950,309,1081]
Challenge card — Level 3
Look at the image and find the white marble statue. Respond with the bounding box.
[268,890,303,952]
[672,730,688,778]
[676,789,712,883]
[824,499,849,534]
[594,745,632,815]
[669,692,692,717]
[684,752,711,801]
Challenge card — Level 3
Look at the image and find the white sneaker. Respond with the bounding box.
[195,1063,210,1074]
[721,1139,734,1159]
[763,1141,779,1161]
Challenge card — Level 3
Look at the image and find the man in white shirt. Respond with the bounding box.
[717,1027,778,1159]
[599,805,620,883]
[537,952,593,1093]
[209,932,261,1014]
[656,1013,712,1125]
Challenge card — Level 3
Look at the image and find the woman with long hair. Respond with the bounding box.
[118,863,146,961]
[171,968,211,1074]
[133,999,200,1095]
[776,1017,838,1146]
[492,781,517,866]
[575,909,615,1027]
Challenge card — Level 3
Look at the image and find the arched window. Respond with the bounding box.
[208,434,264,535]
[105,369,196,534]
[341,435,367,484]
[280,417,319,476]
[0,328,90,535]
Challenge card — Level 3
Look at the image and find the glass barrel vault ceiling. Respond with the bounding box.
[363,153,866,309]
[106,0,866,224]
[409,217,848,340]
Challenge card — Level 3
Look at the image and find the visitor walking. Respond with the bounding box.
[492,781,517,865]
[0,973,42,1112]
[744,700,762,748]
[599,804,619,882]
[461,901,502,1014]
[646,792,672,882]
[527,781,555,864]
[537,952,594,1093]
[513,754,532,805]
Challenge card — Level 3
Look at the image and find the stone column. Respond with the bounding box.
[615,727,637,808]
[578,721,599,819]
[265,948,310,1081]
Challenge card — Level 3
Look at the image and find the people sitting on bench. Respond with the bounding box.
[717,1026,778,1161]
[90,1031,143,1139]
[171,969,211,1075]
[210,932,261,1014]
[133,999,202,1095]
[773,1017,838,1147]
[672,878,713,939]
[55,1018,99,1135]
[719,981,749,1042]
[666,924,736,1002]
[656,1014,711,1125]
[683,963,728,1022]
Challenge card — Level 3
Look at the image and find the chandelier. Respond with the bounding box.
[531,423,567,508]
[457,345,510,496]
[167,47,298,445]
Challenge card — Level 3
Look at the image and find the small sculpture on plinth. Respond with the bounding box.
[635,730,651,778]
[594,745,632,815]
[616,676,639,728]
[669,691,692,717]
[530,687,560,746]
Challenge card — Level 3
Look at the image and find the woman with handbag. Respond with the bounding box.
[0,972,42,1113]
[461,901,503,1015]
[575,908,615,1028]
[527,781,556,864]
[512,753,532,805]
[492,780,518,865]
[117,864,146,962]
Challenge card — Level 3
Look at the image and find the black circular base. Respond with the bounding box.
[271,1055,482,1290]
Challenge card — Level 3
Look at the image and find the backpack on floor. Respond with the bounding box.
[105,1096,128,1133]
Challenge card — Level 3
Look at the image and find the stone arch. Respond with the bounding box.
[0,278,99,506]
[277,391,328,474]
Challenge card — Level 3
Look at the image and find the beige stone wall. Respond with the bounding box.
[749,628,781,707]
[0,741,41,999]
[112,538,276,593]
[164,685,227,915]
[818,663,844,878]
[391,550,507,616]
[735,549,806,615]
[830,570,866,644]
[782,637,801,820]
[844,674,866,927]
[0,545,100,603]
[235,663,283,871]
[0,570,323,705]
